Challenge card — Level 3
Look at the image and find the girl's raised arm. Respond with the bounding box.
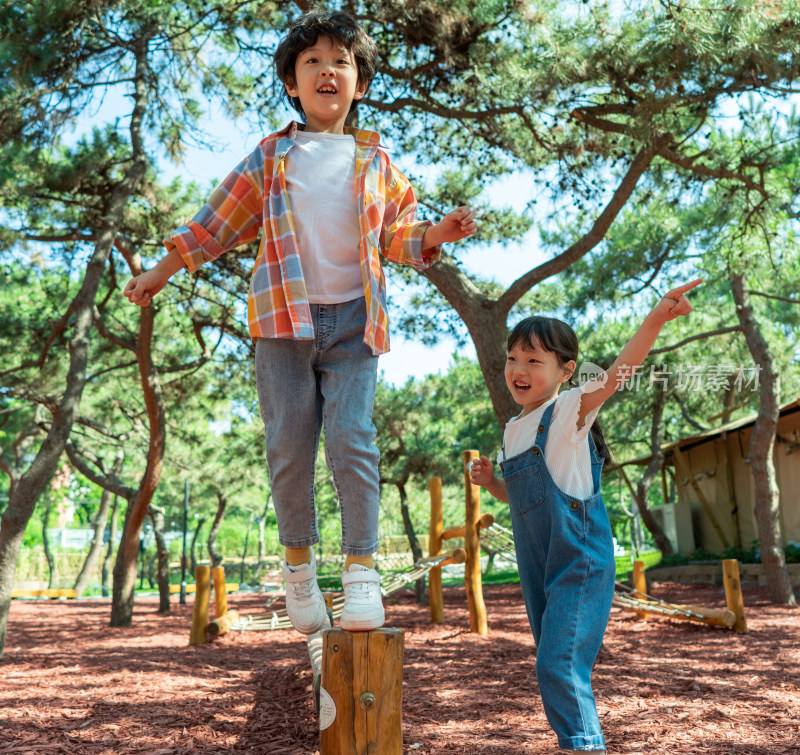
[577,279,703,428]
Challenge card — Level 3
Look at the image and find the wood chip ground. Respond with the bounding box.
[2,582,798,754]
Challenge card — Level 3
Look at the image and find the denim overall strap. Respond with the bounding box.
[585,415,604,496]
[533,399,556,454]
[500,399,556,462]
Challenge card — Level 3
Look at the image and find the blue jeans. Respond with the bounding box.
[501,402,615,752]
[254,297,380,556]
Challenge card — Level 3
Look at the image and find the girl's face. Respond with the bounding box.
[505,339,575,417]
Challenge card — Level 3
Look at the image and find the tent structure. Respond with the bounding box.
[606,399,800,555]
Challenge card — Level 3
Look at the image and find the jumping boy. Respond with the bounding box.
[124,9,477,634]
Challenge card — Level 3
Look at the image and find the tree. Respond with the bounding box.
[0,1,297,648]
[730,275,796,605]
[0,4,151,653]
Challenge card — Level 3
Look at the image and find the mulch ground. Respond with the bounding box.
[1,582,798,754]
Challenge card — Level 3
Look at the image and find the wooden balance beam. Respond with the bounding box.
[11,588,77,599]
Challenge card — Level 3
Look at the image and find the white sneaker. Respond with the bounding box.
[282,551,327,635]
[340,564,385,631]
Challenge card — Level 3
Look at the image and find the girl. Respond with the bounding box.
[470,280,701,753]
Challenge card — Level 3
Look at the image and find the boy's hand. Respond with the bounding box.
[651,279,703,322]
[123,268,169,307]
[469,455,495,488]
[423,205,477,249]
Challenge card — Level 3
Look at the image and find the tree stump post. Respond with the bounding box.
[429,477,444,624]
[320,628,404,755]
[633,559,649,620]
[722,558,749,633]
[189,565,211,645]
[211,565,227,619]
[463,450,488,635]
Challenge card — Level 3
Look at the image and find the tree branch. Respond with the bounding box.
[65,441,135,499]
[648,325,742,356]
[499,135,670,312]
[747,290,800,305]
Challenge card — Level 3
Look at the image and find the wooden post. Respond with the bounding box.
[722,558,749,633]
[206,609,241,638]
[463,450,488,635]
[441,513,495,541]
[212,565,227,619]
[320,628,404,755]
[632,559,649,620]
[429,477,444,624]
[189,565,211,645]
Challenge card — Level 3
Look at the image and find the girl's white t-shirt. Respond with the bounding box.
[285,130,363,304]
[497,383,604,500]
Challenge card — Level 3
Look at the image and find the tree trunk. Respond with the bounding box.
[634,386,675,556]
[0,34,150,657]
[149,505,170,613]
[74,455,123,597]
[396,482,425,603]
[730,273,796,605]
[207,492,227,569]
[421,139,665,429]
[109,285,167,625]
[42,500,55,590]
[101,495,120,598]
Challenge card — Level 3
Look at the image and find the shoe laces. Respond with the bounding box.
[288,575,316,602]
[344,578,378,605]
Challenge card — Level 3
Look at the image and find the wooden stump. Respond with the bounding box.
[429,477,444,624]
[189,565,211,645]
[633,559,649,620]
[722,558,749,633]
[211,565,227,619]
[463,450,488,635]
[319,628,404,755]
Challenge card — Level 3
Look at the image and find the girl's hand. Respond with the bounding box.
[423,206,477,248]
[652,279,703,322]
[469,455,495,488]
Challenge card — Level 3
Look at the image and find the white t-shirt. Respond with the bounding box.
[497,383,604,500]
[285,130,363,303]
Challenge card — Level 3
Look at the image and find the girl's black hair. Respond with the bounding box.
[508,316,612,463]
[274,9,378,123]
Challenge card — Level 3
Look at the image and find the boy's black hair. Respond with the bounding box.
[274,9,378,122]
[508,316,612,463]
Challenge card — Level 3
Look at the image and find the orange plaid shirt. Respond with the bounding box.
[164,121,439,355]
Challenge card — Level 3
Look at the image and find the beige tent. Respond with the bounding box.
[607,399,800,555]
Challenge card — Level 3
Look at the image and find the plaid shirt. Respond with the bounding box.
[164,121,438,355]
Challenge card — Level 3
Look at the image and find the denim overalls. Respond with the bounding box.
[500,401,615,752]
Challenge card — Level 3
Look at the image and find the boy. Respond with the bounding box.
[124,9,476,634]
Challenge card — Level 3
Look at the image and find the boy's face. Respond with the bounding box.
[285,36,366,133]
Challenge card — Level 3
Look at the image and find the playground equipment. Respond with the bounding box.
[319,628,403,755]
[192,449,748,641]
[613,557,748,632]
[189,565,406,754]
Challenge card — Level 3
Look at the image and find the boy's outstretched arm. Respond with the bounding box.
[578,279,703,425]
[422,206,477,250]
[469,455,508,503]
[123,248,186,307]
